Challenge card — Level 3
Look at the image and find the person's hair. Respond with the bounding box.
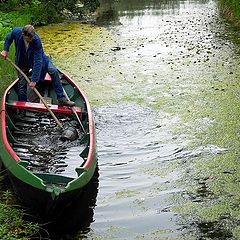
[22,25,35,38]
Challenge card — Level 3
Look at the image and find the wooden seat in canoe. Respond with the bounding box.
[7,101,81,114]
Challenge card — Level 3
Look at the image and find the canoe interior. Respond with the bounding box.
[4,75,91,188]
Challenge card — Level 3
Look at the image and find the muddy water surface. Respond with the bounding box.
[38,0,240,239]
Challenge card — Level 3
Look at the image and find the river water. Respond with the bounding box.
[38,0,240,239]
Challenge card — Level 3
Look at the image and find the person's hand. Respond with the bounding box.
[0,50,8,59]
[29,81,36,89]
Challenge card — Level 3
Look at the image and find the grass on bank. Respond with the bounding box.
[0,10,31,93]
[0,46,17,93]
[0,185,40,240]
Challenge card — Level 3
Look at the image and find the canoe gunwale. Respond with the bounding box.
[1,79,20,162]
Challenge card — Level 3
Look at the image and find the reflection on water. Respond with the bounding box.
[11,111,85,177]
[96,0,211,25]
[93,103,182,239]
[29,168,99,240]
[92,103,233,239]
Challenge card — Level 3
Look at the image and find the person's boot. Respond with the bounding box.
[58,99,75,107]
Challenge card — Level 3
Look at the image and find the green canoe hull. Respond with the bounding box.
[0,72,98,214]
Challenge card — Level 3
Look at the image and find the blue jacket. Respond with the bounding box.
[4,27,50,82]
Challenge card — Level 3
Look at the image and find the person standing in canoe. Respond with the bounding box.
[0,24,75,108]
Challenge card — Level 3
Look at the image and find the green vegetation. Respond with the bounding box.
[0,189,39,239]
[219,0,240,24]
[0,11,30,95]
[0,0,101,91]
[0,0,100,25]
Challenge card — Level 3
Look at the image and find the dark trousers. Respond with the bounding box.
[17,61,65,101]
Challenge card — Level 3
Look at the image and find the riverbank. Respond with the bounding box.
[0,169,40,239]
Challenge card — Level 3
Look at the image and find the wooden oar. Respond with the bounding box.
[62,87,86,135]
[5,57,63,129]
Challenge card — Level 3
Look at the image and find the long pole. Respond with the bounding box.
[62,88,86,134]
[5,57,63,129]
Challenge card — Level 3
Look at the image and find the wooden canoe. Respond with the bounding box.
[0,72,98,214]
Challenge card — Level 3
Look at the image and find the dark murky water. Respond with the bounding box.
[92,103,182,239]
[12,111,85,177]
[37,0,240,239]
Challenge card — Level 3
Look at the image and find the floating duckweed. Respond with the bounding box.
[115,189,140,199]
